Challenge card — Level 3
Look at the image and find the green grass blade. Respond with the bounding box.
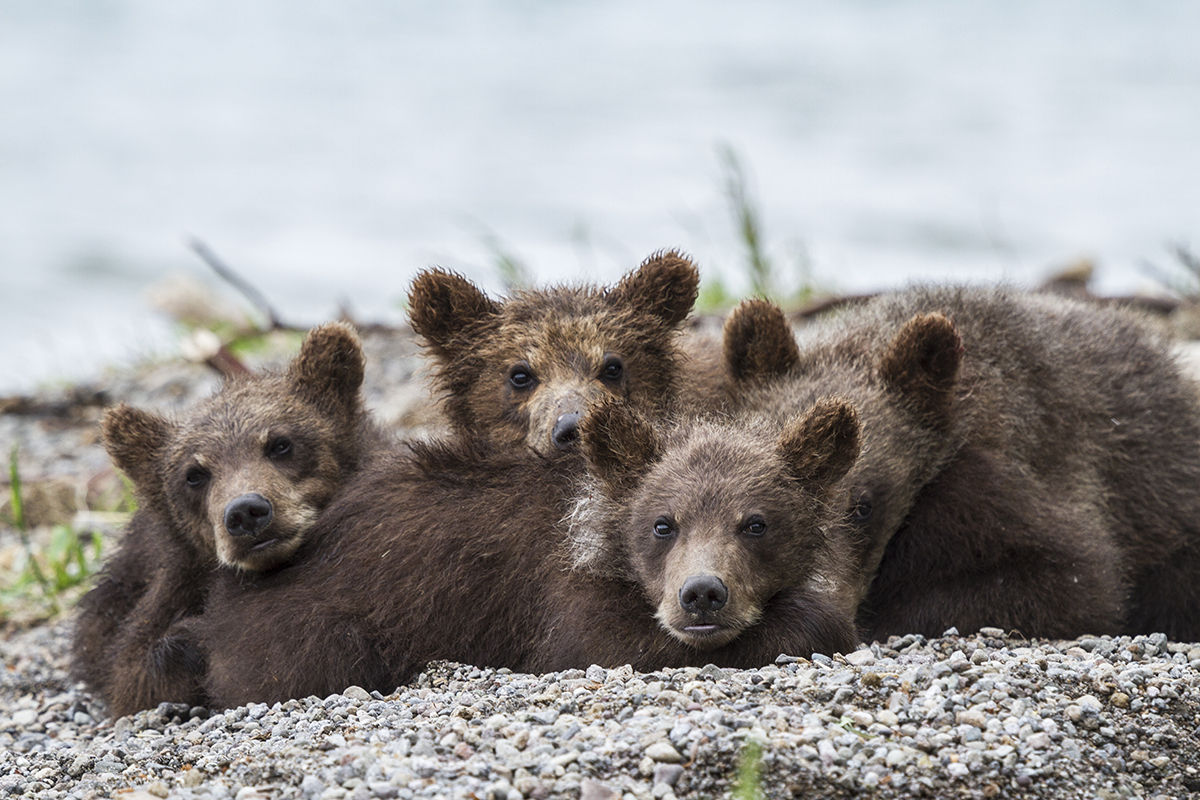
[8,446,52,598]
[731,740,765,800]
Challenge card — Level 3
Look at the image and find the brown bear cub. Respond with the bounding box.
[723,287,1200,642]
[176,398,859,709]
[555,398,862,665]
[71,322,385,717]
[407,250,708,455]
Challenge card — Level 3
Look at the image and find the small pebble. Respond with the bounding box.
[844,649,876,666]
[645,741,683,763]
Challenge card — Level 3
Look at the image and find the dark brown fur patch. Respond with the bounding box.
[777,398,861,487]
[579,398,664,499]
[858,446,1125,640]
[407,268,501,360]
[102,404,173,499]
[606,250,700,328]
[876,312,962,426]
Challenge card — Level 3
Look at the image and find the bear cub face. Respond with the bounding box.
[408,251,700,456]
[575,397,861,650]
[102,322,376,572]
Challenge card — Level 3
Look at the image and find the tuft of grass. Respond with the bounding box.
[482,232,533,292]
[719,144,774,301]
[1142,243,1200,301]
[6,446,50,596]
[717,144,822,309]
[1165,244,1199,301]
[731,740,766,800]
[1,446,107,621]
[696,277,740,314]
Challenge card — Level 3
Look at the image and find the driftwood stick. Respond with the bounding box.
[792,293,875,320]
[188,238,292,331]
[179,329,252,379]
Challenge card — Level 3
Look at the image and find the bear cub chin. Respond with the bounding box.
[72,322,384,718]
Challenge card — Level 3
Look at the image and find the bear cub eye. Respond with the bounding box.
[850,493,875,523]
[741,516,767,537]
[652,516,676,539]
[267,437,293,459]
[600,356,624,382]
[185,467,209,489]
[508,364,535,390]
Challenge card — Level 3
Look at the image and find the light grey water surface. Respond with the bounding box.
[2,0,1198,392]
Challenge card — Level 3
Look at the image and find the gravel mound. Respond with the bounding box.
[3,620,1200,799]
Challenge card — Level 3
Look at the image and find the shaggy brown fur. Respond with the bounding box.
[723,287,1200,642]
[407,251,710,455]
[179,401,859,708]
[72,323,385,717]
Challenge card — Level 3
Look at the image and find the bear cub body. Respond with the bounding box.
[724,286,1200,642]
[177,398,860,709]
[72,323,384,717]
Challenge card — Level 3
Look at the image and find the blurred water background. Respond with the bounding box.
[1,0,1198,394]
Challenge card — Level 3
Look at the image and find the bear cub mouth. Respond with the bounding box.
[682,623,721,636]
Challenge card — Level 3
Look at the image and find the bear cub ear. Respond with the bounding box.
[722,298,801,385]
[877,312,963,425]
[778,398,861,489]
[579,398,664,499]
[102,403,175,492]
[407,268,501,357]
[288,322,367,411]
[607,250,700,328]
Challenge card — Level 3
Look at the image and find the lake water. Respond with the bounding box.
[2,0,1199,393]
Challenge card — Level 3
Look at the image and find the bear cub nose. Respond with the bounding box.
[552,411,582,450]
[679,575,729,614]
[224,493,274,538]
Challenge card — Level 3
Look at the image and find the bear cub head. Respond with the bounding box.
[721,298,964,584]
[573,397,861,650]
[408,251,699,456]
[102,322,378,572]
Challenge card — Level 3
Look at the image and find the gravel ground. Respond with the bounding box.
[3,325,1200,799]
[4,621,1200,799]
